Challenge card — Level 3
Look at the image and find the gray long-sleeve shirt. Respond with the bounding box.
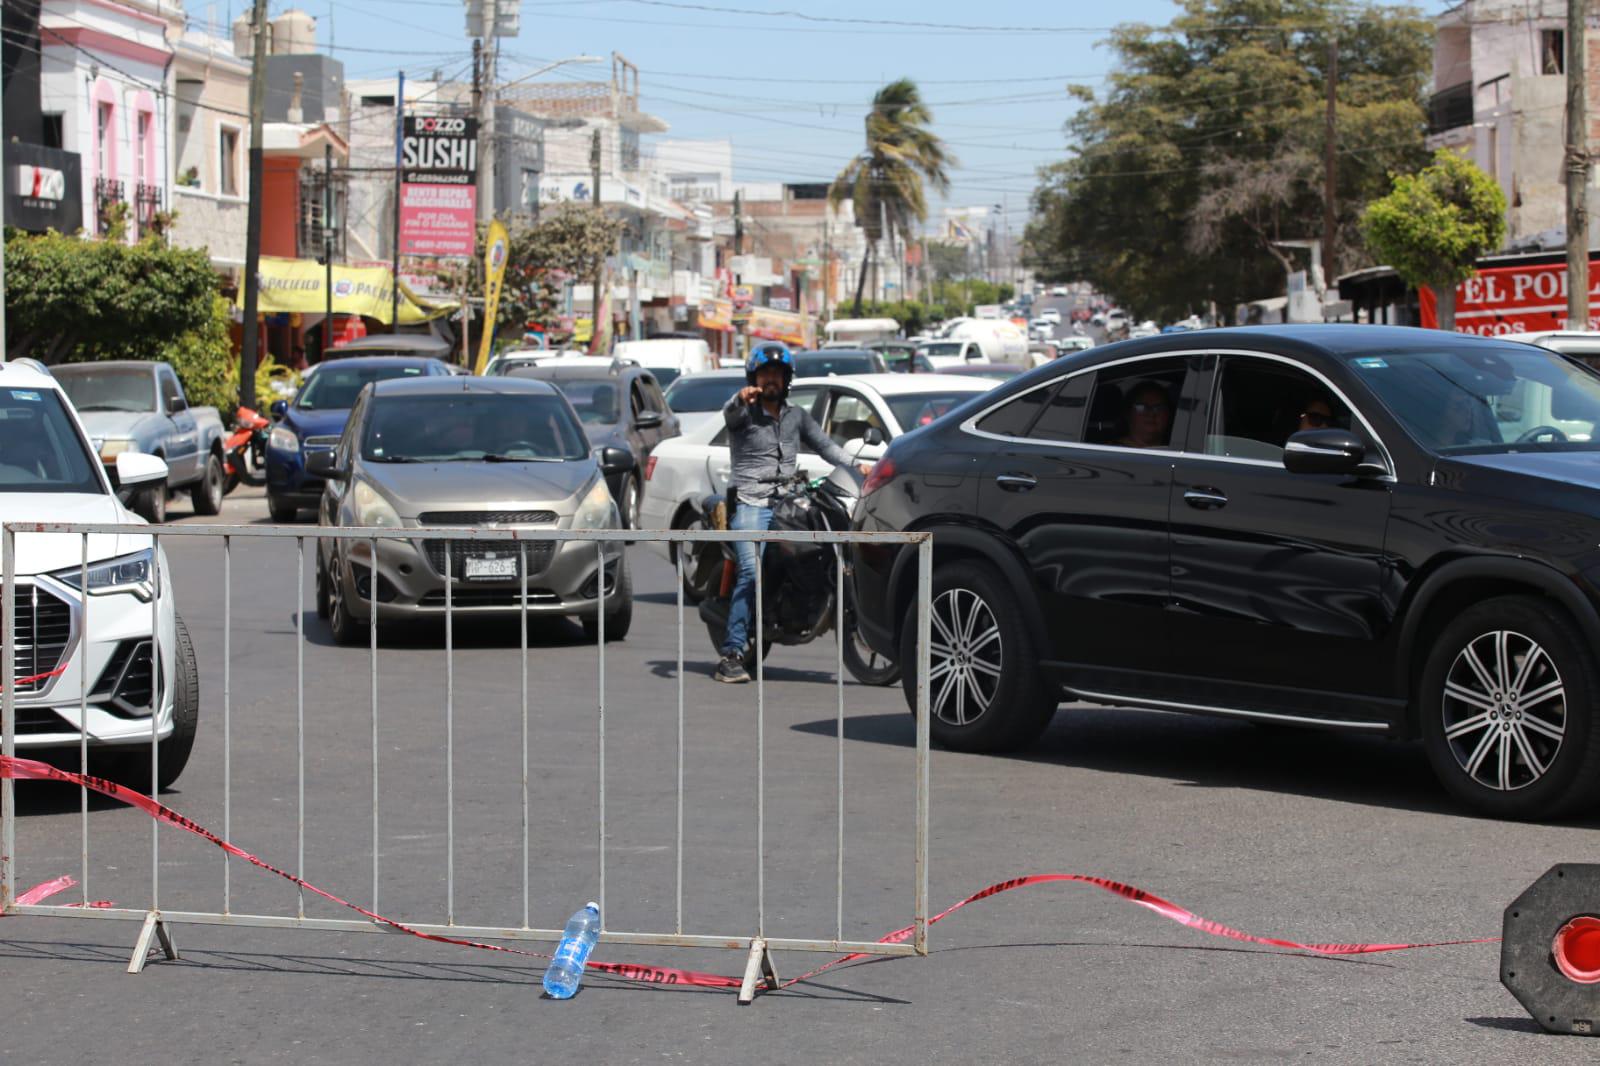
[723,391,854,505]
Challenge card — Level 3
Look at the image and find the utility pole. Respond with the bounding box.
[322,143,333,362]
[391,71,404,328]
[1323,35,1339,289]
[1568,0,1591,331]
[475,0,497,223]
[590,128,603,330]
[238,0,269,409]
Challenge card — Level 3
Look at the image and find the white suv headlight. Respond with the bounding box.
[572,476,617,530]
[352,480,403,528]
[52,548,158,601]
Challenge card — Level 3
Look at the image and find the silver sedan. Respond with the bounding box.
[309,376,632,643]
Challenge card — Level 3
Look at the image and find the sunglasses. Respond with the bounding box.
[1131,402,1169,414]
[1299,410,1332,427]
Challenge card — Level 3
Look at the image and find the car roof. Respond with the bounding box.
[1082,323,1547,363]
[792,372,994,396]
[332,333,453,355]
[368,375,561,398]
[51,361,152,373]
[667,368,744,383]
[5,361,64,389]
[511,363,643,382]
[308,356,443,371]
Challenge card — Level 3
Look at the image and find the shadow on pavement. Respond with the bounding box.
[790,706,1600,826]
[646,657,838,684]
[1464,1016,1549,1035]
[295,610,592,651]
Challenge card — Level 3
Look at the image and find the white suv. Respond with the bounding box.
[0,362,196,790]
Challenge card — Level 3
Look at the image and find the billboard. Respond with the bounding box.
[399,182,477,257]
[1420,259,1600,334]
[401,115,478,183]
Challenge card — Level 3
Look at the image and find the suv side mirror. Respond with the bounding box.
[635,411,663,429]
[115,451,168,487]
[1283,429,1365,475]
[304,449,347,481]
[270,399,289,420]
[862,426,885,447]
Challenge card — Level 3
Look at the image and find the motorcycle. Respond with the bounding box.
[691,457,900,687]
[223,405,270,493]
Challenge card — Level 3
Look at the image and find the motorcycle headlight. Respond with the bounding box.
[269,426,299,452]
[53,548,158,601]
[99,438,139,462]
[352,480,403,528]
[572,476,617,530]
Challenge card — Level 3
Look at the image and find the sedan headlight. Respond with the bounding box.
[53,548,158,601]
[98,438,139,462]
[352,480,403,528]
[269,426,299,452]
[572,476,617,530]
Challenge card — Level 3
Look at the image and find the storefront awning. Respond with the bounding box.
[237,257,455,325]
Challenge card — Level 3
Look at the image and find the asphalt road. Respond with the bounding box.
[4,485,1598,1064]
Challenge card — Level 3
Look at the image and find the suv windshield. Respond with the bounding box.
[920,342,965,358]
[0,387,104,493]
[664,375,740,412]
[1349,345,1600,452]
[529,377,621,426]
[794,352,880,376]
[298,364,427,410]
[52,366,154,412]
[362,393,590,462]
[885,391,979,431]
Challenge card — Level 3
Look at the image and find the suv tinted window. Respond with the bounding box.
[1206,357,1352,461]
[976,382,1057,437]
[1026,374,1094,442]
[1084,359,1187,448]
[0,387,104,494]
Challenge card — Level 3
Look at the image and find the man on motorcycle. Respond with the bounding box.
[715,341,868,684]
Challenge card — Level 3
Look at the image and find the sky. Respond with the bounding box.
[212,0,1455,228]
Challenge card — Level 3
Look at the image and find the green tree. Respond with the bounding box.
[1362,149,1506,330]
[1026,0,1432,321]
[5,229,218,364]
[829,79,954,317]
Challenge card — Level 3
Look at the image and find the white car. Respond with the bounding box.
[1038,308,1062,325]
[639,373,1000,592]
[915,339,991,370]
[0,361,195,789]
[662,368,744,437]
[1505,330,1600,366]
[1050,285,1070,297]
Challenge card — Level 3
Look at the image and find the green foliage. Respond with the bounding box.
[5,229,218,364]
[928,279,1014,315]
[441,205,625,346]
[830,79,954,314]
[1362,149,1507,291]
[1025,0,1433,321]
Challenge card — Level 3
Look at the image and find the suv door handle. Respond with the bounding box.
[995,472,1037,492]
[1183,486,1228,510]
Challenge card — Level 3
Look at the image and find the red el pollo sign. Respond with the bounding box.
[1420,259,1600,334]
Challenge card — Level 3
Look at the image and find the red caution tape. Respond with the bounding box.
[1,754,1496,994]
[0,664,69,692]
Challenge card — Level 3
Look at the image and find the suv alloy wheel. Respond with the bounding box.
[899,560,1056,751]
[1420,596,1600,819]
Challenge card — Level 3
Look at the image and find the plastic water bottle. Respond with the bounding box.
[542,902,601,999]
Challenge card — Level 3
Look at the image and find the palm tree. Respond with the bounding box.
[830,79,953,317]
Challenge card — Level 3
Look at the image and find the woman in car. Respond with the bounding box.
[1117,381,1174,448]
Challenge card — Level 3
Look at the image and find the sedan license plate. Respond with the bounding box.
[463,555,518,580]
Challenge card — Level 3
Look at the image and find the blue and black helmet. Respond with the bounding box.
[744,341,795,387]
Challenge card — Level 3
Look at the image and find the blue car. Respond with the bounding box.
[266,356,453,521]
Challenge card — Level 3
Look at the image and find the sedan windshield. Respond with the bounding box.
[362,393,590,462]
[664,375,741,412]
[885,391,981,431]
[0,388,104,493]
[298,364,428,410]
[52,366,154,412]
[1348,345,1600,452]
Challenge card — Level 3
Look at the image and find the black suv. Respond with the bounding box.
[853,325,1600,818]
[509,360,679,529]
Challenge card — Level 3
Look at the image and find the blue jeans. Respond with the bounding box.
[721,502,773,657]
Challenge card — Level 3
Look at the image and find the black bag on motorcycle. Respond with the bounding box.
[766,489,836,631]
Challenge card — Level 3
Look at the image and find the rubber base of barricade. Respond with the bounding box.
[2,755,1498,995]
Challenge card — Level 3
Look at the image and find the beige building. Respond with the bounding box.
[166,16,251,272]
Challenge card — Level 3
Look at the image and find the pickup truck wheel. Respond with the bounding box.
[134,483,167,524]
[190,453,225,515]
[268,496,299,523]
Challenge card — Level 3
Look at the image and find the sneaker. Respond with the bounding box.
[714,653,750,684]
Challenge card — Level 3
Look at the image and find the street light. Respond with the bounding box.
[495,55,604,97]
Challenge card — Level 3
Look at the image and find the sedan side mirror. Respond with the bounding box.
[304,449,347,481]
[270,399,289,420]
[1283,429,1365,476]
[596,445,636,477]
[635,411,664,429]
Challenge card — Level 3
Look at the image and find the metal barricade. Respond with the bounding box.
[0,522,932,1002]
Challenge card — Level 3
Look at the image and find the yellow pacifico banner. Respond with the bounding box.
[240,257,449,325]
[748,307,806,345]
[474,220,510,375]
[699,298,732,332]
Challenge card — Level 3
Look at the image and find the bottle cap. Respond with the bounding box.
[586,901,599,912]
